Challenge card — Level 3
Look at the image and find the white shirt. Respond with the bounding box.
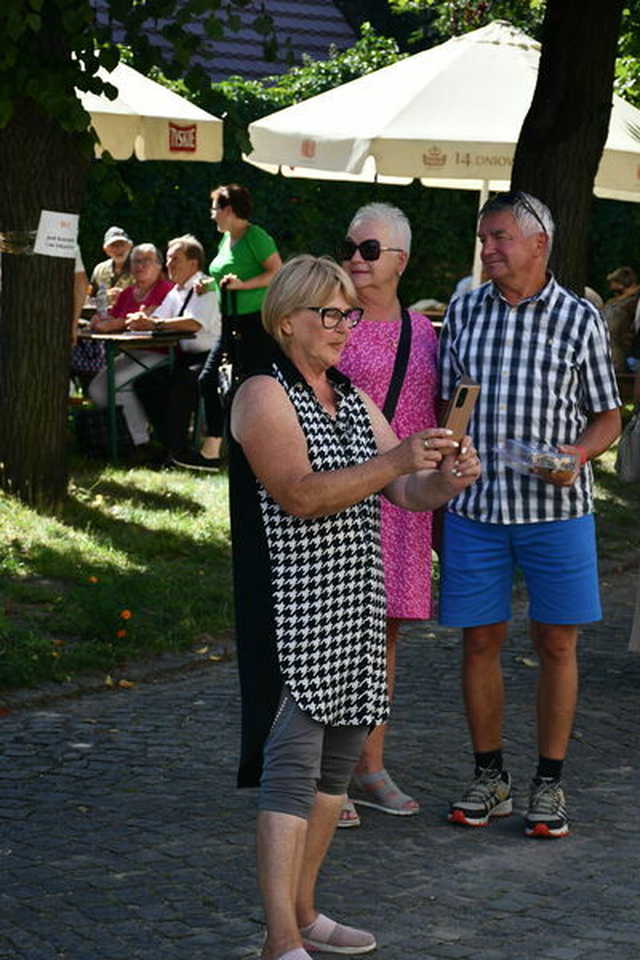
[152,270,220,353]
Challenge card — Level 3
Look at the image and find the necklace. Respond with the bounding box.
[133,282,154,302]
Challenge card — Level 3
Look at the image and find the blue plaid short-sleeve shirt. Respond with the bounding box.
[439,275,620,524]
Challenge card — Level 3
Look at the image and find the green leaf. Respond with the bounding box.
[252,12,273,36]
[0,98,14,130]
[205,17,225,39]
[99,46,120,73]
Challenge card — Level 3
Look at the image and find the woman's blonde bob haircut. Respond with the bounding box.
[262,255,359,345]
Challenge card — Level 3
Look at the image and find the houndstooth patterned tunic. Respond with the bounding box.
[230,351,390,786]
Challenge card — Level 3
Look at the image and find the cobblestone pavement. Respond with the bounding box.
[1,565,638,960]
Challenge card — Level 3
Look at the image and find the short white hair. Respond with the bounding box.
[348,202,412,254]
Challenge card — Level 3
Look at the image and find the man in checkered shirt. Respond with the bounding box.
[439,191,621,839]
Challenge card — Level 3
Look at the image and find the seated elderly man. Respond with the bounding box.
[88,244,174,462]
[129,234,220,462]
[90,226,135,306]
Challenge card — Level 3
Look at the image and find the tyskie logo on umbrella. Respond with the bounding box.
[169,123,197,152]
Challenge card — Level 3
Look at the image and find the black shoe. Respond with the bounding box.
[171,450,221,472]
[129,442,166,467]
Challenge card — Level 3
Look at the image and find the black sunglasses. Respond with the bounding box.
[305,306,364,330]
[492,191,548,236]
[339,238,404,262]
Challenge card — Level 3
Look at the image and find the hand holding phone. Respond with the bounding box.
[440,376,480,441]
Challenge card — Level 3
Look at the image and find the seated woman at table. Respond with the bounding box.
[90,244,172,333]
[88,244,174,463]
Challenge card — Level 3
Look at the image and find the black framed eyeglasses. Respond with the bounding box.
[305,306,364,329]
[492,191,548,236]
[339,238,404,262]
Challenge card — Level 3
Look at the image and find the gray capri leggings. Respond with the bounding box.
[259,688,369,820]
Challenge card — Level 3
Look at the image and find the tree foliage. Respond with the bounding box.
[389,0,545,39]
[388,0,640,103]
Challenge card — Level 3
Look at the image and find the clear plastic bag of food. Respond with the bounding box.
[495,439,579,483]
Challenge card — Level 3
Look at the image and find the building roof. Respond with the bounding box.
[95,0,358,83]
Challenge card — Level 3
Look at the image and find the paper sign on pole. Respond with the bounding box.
[34,211,79,259]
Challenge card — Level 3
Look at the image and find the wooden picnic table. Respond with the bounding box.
[77,329,195,463]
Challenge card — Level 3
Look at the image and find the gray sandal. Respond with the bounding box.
[351,769,420,816]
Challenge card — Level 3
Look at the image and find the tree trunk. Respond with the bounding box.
[511,0,624,294]
[0,91,88,511]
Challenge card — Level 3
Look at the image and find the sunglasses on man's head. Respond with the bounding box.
[492,191,548,236]
[339,238,404,262]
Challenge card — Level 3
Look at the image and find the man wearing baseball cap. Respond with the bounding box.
[90,225,135,303]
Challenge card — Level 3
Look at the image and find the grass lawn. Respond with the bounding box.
[0,456,232,690]
[0,435,638,693]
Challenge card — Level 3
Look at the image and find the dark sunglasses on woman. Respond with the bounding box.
[339,238,404,262]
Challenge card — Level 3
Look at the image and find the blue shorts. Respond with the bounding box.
[438,513,602,627]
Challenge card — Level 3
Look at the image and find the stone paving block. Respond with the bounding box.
[423,941,475,958]
[544,941,589,960]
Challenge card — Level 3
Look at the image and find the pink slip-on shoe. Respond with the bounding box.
[300,913,376,955]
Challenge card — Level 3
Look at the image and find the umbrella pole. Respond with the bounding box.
[471,180,490,287]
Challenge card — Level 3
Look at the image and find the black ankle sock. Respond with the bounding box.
[474,749,503,776]
[535,756,563,781]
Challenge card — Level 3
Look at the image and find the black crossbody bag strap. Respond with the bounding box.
[382,307,412,422]
[178,288,194,316]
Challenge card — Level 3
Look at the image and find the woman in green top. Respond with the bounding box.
[177,184,282,471]
[203,183,282,369]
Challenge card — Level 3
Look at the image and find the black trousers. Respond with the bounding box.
[134,350,209,455]
[198,311,275,437]
[198,342,226,439]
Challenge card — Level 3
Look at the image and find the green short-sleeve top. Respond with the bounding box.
[208,223,278,316]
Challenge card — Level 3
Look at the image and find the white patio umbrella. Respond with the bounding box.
[246,19,640,199]
[245,20,640,279]
[77,61,223,162]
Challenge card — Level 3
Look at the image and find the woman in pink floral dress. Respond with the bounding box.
[338,203,439,826]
